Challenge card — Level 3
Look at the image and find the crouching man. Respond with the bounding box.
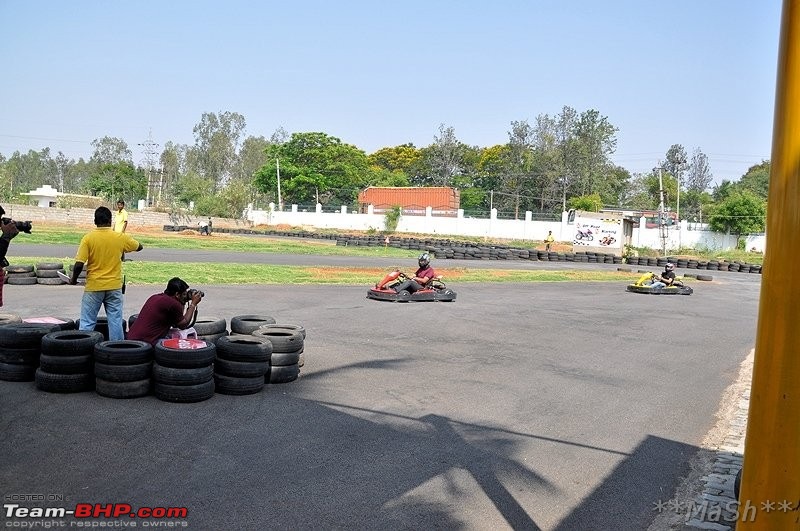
[128,277,203,345]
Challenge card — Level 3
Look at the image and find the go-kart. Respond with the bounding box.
[626,272,693,295]
[366,270,457,302]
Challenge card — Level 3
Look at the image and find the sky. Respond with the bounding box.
[0,1,784,185]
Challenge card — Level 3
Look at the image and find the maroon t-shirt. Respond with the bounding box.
[415,265,435,283]
[128,293,185,345]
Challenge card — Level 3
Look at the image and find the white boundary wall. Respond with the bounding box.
[248,203,764,252]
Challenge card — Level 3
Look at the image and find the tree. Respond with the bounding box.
[572,109,618,198]
[567,193,603,212]
[663,144,688,186]
[368,144,422,175]
[90,137,132,165]
[708,190,766,235]
[417,124,466,186]
[713,180,736,202]
[685,148,713,193]
[84,161,146,204]
[737,160,770,200]
[191,111,247,190]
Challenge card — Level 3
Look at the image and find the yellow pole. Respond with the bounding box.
[739,0,800,528]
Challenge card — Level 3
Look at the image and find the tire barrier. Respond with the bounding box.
[36,330,104,393]
[213,335,270,395]
[251,326,303,383]
[230,314,277,335]
[94,340,154,399]
[0,322,65,382]
[152,339,216,402]
[3,262,86,286]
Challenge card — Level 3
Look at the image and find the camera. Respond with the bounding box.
[1,218,33,234]
[187,288,205,299]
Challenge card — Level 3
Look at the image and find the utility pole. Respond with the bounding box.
[276,158,283,211]
[489,190,494,212]
[138,130,159,207]
[656,165,667,256]
[675,156,686,249]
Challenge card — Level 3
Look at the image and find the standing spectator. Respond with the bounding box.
[545,230,555,252]
[114,200,130,261]
[0,205,20,308]
[197,219,210,236]
[70,206,143,340]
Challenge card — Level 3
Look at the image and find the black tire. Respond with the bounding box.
[35,369,93,393]
[94,361,152,382]
[192,317,227,336]
[152,362,214,386]
[6,265,34,274]
[94,340,153,365]
[271,350,302,367]
[154,339,216,369]
[215,335,271,362]
[37,277,66,285]
[0,361,36,382]
[214,357,269,378]
[154,380,215,403]
[36,262,64,270]
[251,328,303,353]
[41,330,104,357]
[230,314,276,335]
[39,354,94,375]
[256,323,307,339]
[95,378,151,399]
[697,274,714,281]
[198,331,228,344]
[0,323,63,348]
[214,373,264,395]
[7,275,38,285]
[35,269,65,278]
[266,363,300,384]
[0,346,40,365]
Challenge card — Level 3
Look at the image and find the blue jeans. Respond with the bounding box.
[80,289,125,340]
[649,281,666,289]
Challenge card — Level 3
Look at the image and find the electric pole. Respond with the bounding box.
[138,130,159,207]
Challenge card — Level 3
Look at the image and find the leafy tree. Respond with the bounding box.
[567,193,603,212]
[712,180,736,202]
[90,137,132,165]
[663,144,688,187]
[708,190,766,235]
[83,161,145,204]
[737,160,770,200]
[416,124,467,186]
[368,144,422,175]
[191,111,246,190]
[173,171,213,207]
[4,148,59,199]
[572,109,618,198]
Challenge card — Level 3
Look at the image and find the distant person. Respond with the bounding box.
[0,205,20,308]
[198,219,210,236]
[545,231,555,252]
[393,253,435,294]
[114,200,129,260]
[70,206,143,340]
[647,262,677,289]
[128,277,204,346]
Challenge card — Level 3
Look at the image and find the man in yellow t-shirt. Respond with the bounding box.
[545,230,555,252]
[114,200,130,261]
[70,206,143,340]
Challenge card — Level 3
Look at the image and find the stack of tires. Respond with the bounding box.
[213,335,271,395]
[251,325,304,384]
[193,316,229,343]
[36,262,66,285]
[4,265,36,286]
[152,339,216,403]
[0,320,58,382]
[94,340,154,399]
[36,330,104,393]
[230,314,276,335]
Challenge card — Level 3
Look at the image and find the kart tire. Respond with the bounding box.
[41,330,104,357]
[5,265,34,274]
[95,378,151,399]
[7,276,37,285]
[93,340,153,365]
[214,357,269,378]
[697,274,713,281]
[214,373,265,395]
[192,317,227,336]
[397,290,411,302]
[230,314,277,335]
[250,329,303,353]
[255,323,306,339]
[154,380,215,403]
[94,361,152,382]
[35,369,93,393]
[35,269,65,278]
[271,350,301,367]
[39,354,93,375]
[37,277,66,285]
[36,262,64,270]
[0,361,36,382]
[0,346,40,365]
[266,363,300,384]
[152,362,214,386]
[0,323,63,348]
[215,335,272,362]
[154,340,216,369]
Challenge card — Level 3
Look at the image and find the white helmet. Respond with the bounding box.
[665,262,675,271]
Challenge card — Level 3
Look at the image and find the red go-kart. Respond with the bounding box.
[366,270,457,302]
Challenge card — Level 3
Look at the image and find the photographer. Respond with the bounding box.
[128,277,204,346]
[0,205,20,308]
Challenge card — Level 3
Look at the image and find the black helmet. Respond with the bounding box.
[418,252,430,268]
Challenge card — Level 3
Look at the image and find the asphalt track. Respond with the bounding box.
[0,245,761,530]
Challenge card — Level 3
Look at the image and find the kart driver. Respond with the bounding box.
[393,253,436,294]
[128,277,203,345]
[648,262,677,289]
